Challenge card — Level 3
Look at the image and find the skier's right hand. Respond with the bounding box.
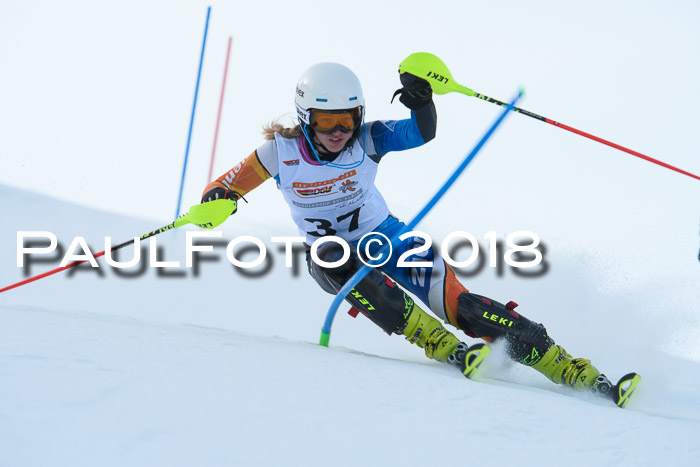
[201,186,238,203]
[201,183,239,214]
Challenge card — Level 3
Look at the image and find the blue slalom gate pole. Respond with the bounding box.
[319,89,524,347]
[175,6,211,219]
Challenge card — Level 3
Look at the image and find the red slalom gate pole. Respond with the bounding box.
[207,36,233,183]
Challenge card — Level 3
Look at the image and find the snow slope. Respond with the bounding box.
[2,305,699,467]
[2,185,700,467]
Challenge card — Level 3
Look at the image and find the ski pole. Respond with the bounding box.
[319,89,523,347]
[1,199,236,294]
[399,52,700,182]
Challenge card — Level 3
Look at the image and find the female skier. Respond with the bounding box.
[202,62,616,398]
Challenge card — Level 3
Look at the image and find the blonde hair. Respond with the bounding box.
[262,120,304,141]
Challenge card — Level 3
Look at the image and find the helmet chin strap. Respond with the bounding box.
[298,120,365,169]
[312,136,342,161]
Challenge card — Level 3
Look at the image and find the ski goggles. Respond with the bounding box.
[309,108,362,134]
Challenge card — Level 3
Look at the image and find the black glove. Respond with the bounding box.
[201,186,239,214]
[392,72,433,110]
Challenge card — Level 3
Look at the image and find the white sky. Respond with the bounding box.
[2,0,698,218]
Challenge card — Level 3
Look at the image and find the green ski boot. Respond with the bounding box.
[401,302,461,362]
[401,303,490,379]
[532,344,613,396]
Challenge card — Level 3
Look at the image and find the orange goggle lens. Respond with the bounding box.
[310,109,360,133]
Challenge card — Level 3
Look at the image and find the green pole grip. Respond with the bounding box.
[319,330,330,347]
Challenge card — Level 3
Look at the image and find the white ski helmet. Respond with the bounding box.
[295,62,364,126]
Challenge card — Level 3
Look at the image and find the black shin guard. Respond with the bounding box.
[307,243,413,335]
[456,292,553,364]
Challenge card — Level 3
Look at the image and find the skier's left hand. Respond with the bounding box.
[392,72,433,109]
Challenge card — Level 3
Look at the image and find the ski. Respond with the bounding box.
[611,372,642,409]
[460,343,491,379]
[456,344,641,409]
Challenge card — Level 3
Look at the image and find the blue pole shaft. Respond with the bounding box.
[175,6,211,219]
[319,89,524,346]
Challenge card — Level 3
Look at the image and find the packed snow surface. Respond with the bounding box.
[1,181,699,466]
